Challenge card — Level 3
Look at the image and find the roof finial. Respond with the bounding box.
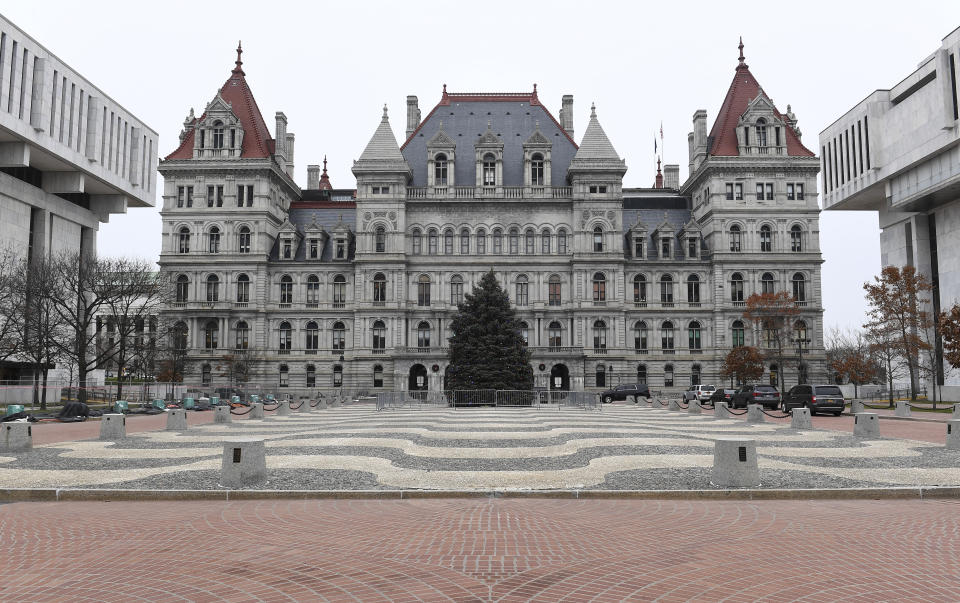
[737,36,747,69]
[232,40,245,75]
[322,155,328,174]
[382,104,389,120]
[443,83,447,94]
[590,103,597,119]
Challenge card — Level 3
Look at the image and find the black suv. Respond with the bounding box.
[783,384,845,416]
[600,383,651,403]
[731,384,780,409]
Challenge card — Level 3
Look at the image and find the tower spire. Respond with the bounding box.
[319,154,332,190]
[233,41,245,75]
[654,157,663,188]
[737,36,748,69]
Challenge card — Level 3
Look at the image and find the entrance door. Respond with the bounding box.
[408,364,428,391]
[550,364,570,391]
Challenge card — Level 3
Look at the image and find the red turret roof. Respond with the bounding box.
[164,43,275,160]
[318,156,332,190]
[707,40,813,157]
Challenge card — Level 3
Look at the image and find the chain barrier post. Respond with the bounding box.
[853,412,880,437]
[895,401,912,418]
[790,407,813,429]
[947,420,960,450]
[166,409,188,431]
[746,404,765,423]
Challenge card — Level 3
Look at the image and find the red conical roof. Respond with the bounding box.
[164,42,275,160]
[707,40,813,157]
[318,156,332,190]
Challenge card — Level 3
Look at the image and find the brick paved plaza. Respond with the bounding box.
[1,497,959,602]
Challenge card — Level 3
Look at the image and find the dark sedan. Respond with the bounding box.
[601,383,651,403]
[731,384,780,409]
[782,384,845,416]
[710,388,736,404]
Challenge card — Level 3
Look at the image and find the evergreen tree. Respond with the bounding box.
[446,271,533,391]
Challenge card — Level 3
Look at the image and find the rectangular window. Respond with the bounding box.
[237,184,244,207]
[451,281,463,306]
[282,241,292,259]
[477,233,486,254]
[177,186,185,208]
[549,281,561,306]
[725,183,733,200]
[787,183,795,200]
[765,183,773,200]
[634,236,644,258]
[216,185,224,207]
[687,238,696,259]
[515,282,528,306]
[864,116,870,170]
[309,239,318,259]
[735,183,743,200]
[660,238,670,259]
[950,53,958,121]
[186,186,193,208]
[207,185,215,207]
[796,183,804,200]
[756,183,764,200]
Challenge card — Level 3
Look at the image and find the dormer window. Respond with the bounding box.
[756,118,768,148]
[335,238,346,259]
[660,237,671,259]
[687,237,697,259]
[309,238,319,259]
[482,153,496,186]
[282,240,292,259]
[435,154,448,185]
[634,233,645,258]
[212,121,224,149]
[531,153,545,186]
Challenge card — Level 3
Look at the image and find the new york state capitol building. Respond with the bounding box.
[158,43,825,393]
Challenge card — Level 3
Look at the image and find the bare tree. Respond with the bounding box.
[156,319,189,400]
[866,324,904,408]
[743,291,800,392]
[0,247,25,362]
[826,327,880,399]
[15,255,67,409]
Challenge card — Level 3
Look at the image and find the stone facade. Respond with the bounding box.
[820,26,960,397]
[158,43,824,394]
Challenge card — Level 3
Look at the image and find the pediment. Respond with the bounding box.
[476,124,503,147]
[427,127,456,148]
[680,217,701,233]
[524,126,552,147]
[739,93,779,124]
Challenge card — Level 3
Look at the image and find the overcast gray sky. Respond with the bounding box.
[5,1,959,334]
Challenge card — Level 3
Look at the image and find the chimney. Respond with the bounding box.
[307,164,320,190]
[559,94,574,138]
[687,132,695,176]
[285,133,295,177]
[664,164,680,190]
[692,109,708,171]
[275,112,288,158]
[406,96,420,139]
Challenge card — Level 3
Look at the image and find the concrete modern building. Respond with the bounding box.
[159,41,824,394]
[820,26,960,396]
[0,14,158,381]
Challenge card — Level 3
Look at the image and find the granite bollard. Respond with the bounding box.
[854,412,880,437]
[715,401,732,419]
[895,401,911,417]
[166,409,187,431]
[667,399,682,412]
[851,399,864,414]
[99,413,126,440]
[952,404,960,419]
[790,407,813,429]
[946,420,960,450]
[220,438,266,488]
[688,399,702,415]
[746,404,765,423]
[214,405,232,423]
[276,400,291,416]
[711,438,760,487]
[249,402,264,419]
[1,422,32,451]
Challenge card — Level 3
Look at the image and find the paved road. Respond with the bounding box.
[0,498,957,602]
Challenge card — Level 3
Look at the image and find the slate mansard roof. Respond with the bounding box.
[400,88,579,187]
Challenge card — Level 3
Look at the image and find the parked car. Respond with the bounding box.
[600,383,651,403]
[783,384,845,416]
[731,384,780,409]
[710,388,736,404]
[682,384,716,402]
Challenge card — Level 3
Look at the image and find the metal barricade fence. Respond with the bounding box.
[374,389,601,411]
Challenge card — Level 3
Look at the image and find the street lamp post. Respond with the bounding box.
[794,337,811,387]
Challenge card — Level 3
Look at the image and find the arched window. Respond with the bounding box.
[373,364,384,387]
[236,273,250,303]
[732,320,745,347]
[332,321,345,352]
[633,274,647,304]
[593,320,607,351]
[549,274,562,306]
[175,275,189,303]
[482,153,496,186]
[660,274,674,303]
[731,272,744,302]
[234,321,248,350]
[476,228,486,254]
[548,321,562,348]
[173,322,188,351]
[205,274,219,302]
[756,118,768,148]
[212,120,224,149]
[278,322,292,352]
[417,275,431,306]
[790,225,803,252]
[515,275,529,306]
[525,229,535,255]
[450,274,464,306]
[375,226,386,253]
[763,320,779,348]
[761,272,776,295]
[276,363,289,387]
[792,272,806,302]
[661,321,675,351]
[305,321,319,353]
[372,320,386,351]
[691,364,702,386]
[592,272,606,303]
[208,227,221,254]
[557,228,568,254]
[434,153,448,185]
[428,229,438,255]
[238,226,251,254]
[412,228,423,255]
[204,320,219,349]
[595,364,606,388]
[637,364,647,384]
[509,227,519,255]
[794,320,809,348]
[460,228,470,254]
[373,273,387,304]
[541,229,551,254]
[202,363,211,386]
[634,321,648,352]
[531,152,545,186]
[729,224,742,252]
[306,275,320,305]
[493,228,503,254]
[333,364,343,387]
[444,229,454,255]
[688,320,702,351]
[518,321,529,345]
[306,364,316,388]
[417,321,431,350]
[593,226,604,252]
[279,275,293,305]
[687,274,700,303]
[178,227,190,254]
[664,363,674,387]
[760,224,772,252]
[332,274,347,307]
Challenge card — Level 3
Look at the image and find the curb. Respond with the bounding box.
[2,486,959,503]
[842,411,953,424]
